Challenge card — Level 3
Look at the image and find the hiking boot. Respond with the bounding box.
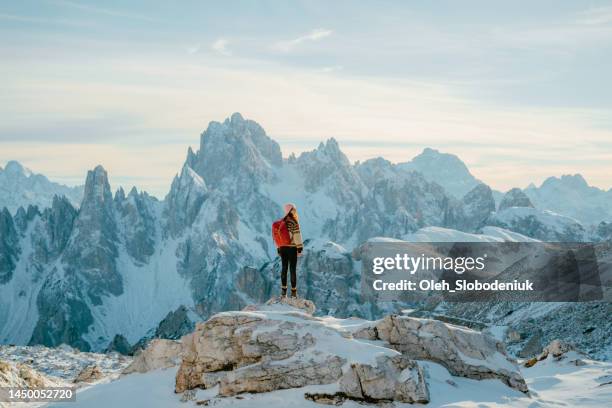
[281,286,287,297]
[291,288,297,298]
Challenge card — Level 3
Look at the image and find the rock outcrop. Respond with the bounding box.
[174,312,325,393]
[172,298,528,403]
[524,339,578,368]
[354,314,528,393]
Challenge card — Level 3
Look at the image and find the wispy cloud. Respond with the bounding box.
[50,0,156,22]
[318,65,343,73]
[211,38,231,56]
[185,44,201,55]
[577,6,612,26]
[273,28,333,52]
[0,12,93,27]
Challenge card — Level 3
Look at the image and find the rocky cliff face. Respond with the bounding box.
[62,165,122,304]
[0,208,19,284]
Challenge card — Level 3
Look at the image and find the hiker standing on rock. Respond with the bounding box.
[272,203,303,298]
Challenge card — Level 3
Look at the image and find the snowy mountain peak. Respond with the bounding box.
[310,138,351,167]
[192,113,282,190]
[397,148,481,198]
[2,160,32,177]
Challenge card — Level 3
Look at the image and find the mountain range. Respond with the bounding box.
[0,161,83,214]
[0,112,610,358]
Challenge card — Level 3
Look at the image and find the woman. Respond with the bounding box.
[277,203,303,298]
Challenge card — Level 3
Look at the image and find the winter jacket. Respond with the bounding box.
[284,215,303,250]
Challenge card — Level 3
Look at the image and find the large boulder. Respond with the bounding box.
[354,314,528,393]
[340,355,429,403]
[175,313,322,392]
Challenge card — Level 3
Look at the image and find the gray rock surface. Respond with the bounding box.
[340,355,429,403]
[354,314,528,393]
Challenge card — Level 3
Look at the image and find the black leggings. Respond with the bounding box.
[280,246,298,289]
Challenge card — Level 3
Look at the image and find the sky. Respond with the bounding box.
[1,0,611,197]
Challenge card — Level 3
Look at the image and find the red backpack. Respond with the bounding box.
[272,218,291,248]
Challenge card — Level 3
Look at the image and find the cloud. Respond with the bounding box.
[185,44,201,55]
[211,38,231,56]
[50,0,156,22]
[0,12,93,27]
[273,28,333,52]
[318,65,343,73]
[577,6,612,26]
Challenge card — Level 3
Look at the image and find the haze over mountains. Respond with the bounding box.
[0,113,610,357]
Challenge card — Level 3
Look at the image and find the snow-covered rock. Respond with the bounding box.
[173,299,527,403]
[354,314,528,393]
